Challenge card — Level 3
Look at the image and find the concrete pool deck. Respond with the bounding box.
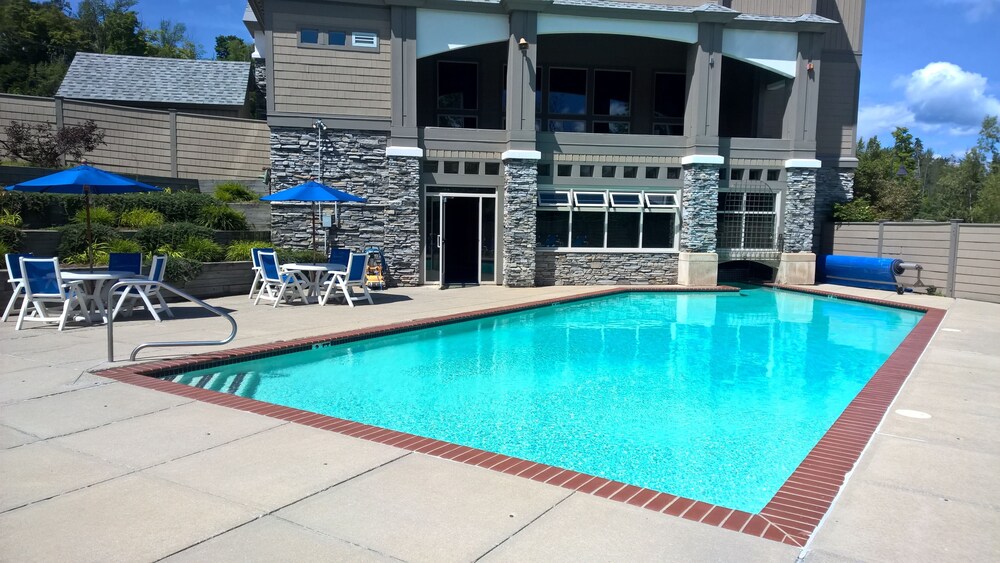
[0,284,997,561]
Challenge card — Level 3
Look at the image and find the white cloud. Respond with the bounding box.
[857,103,915,139]
[898,62,1000,128]
[937,0,1000,21]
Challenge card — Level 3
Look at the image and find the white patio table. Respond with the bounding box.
[283,262,347,301]
[62,269,134,323]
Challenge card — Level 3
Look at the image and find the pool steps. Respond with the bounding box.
[167,371,259,396]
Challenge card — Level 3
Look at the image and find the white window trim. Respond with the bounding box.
[610,192,642,207]
[644,193,678,208]
[573,191,608,207]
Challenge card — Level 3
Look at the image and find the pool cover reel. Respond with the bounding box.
[822,255,904,291]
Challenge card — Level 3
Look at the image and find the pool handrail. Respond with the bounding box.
[106,279,237,362]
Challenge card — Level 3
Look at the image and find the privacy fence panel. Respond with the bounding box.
[1,93,268,180]
[830,221,1000,303]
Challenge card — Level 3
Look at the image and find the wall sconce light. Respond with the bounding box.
[518,37,529,51]
[807,62,814,71]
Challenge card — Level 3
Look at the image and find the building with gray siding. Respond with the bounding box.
[245,0,864,287]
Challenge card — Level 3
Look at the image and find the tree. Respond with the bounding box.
[145,19,199,59]
[76,0,147,56]
[0,0,85,95]
[0,120,106,168]
[972,173,1000,222]
[215,35,253,61]
[975,115,1000,172]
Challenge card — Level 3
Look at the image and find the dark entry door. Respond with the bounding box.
[443,196,480,285]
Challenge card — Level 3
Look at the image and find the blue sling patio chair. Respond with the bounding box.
[254,251,309,307]
[15,257,87,331]
[2,252,32,322]
[108,252,142,276]
[319,252,373,307]
[110,255,173,321]
[248,247,274,300]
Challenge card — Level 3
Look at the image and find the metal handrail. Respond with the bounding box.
[107,279,237,362]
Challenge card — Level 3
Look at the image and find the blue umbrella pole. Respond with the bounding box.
[85,186,94,271]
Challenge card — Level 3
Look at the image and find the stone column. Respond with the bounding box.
[814,166,855,253]
[678,155,722,286]
[383,151,422,287]
[501,151,539,287]
[777,158,821,284]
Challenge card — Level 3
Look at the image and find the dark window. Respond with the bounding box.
[539,192,570,206]
[607,213,640,248]
[437,115,477,128]
[557,164,573,177]
[653,72,685,135]
[300,29,319,44]
[328,31,346,46]
[443,161,459,174]
[594,70,630,117]
[579,165,594,178]
[548,68,587,115]
[548,119,586,132]
[537,210,569,246]
[602,166,616,178]
[623,166,638,179]
[484,162,500,175]
[730,169,744,181]
[422,160,439,173]
[767,169,781,181]
[537,163,551,177]
[438,62,478,110]
[642,213,675,248]
[464,162,480,175]
[666,167,681,179]
[571,211,604,247]
[749,169,763,181]
[593,121,630,134]
[645,167,660,179]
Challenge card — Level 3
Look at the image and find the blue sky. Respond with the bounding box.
[70,1,1000,158]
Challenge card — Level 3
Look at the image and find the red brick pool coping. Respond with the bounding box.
[94,285,945,548]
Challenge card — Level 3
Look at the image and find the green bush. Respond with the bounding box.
[57,223,120,258]
[133,222,213,253]
[282,248,327,263]
[833,199,876,222]
[119,208,165,229]
[90,191,217,223]
[198,205,248,230]
[109,238,142,254]
[163,256,202,285]
[178,236,224,262]
[0,241,10,256]
[224,239,272,262]
[0,210,23,227]
[0,225,23,251]
[213,182,258,202]
[72,205,117,226]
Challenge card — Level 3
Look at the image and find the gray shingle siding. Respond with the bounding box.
[57,52,250,107]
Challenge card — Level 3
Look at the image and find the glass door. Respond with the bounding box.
[424,194,497,285]
[425,195,442,283]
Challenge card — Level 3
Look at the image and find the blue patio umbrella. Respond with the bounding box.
[261,180,367,254]
[5,163,162,269]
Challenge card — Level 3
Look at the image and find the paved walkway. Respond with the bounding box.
[0,285,996,561]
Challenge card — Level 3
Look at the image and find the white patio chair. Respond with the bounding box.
[248,247,274,300]
[254,251,308,307]
[319,252,373,307]
[111,255,174,322]
[15,257,87,331]
[2,252,32,322]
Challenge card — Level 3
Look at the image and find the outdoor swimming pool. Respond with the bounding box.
[171,287,922,513]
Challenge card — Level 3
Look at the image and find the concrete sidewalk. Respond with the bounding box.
[1,285,996,561]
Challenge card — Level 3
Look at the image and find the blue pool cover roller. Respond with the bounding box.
[822,255,903,291]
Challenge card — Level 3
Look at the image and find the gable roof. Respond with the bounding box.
[57,52,250,107]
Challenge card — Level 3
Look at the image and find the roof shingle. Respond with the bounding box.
[57,52,250,107]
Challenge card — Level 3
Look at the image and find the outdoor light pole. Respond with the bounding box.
[313,119,326,255]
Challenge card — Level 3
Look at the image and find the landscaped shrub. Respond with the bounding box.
[0,210,23,227]
[178,236,224,262]
[92,191,217,223]
[198,205,248,230]
[72,205,117,226]
[224,239,272,262]
[57,223,119,258]
[119,208,165,229]
[282,248,327,263]
[0,241,10,256]
[213,181,258,202]
[0,224,23,251]
[163,256,202,285]
[133,222,212,253]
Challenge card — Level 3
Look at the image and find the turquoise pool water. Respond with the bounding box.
[174,287,922,512]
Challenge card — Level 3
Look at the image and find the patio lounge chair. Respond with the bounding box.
[15,257,87,331]
[254,251,309,307]
[2,252,32,322]
[110,255,173,321]
[248,247,274,299]
[319,252,373,307]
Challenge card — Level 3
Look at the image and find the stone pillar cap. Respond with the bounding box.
[681,155,725,166]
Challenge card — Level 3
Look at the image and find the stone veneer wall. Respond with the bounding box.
[502,159,538,287]
[535,253,678,285]
[681,164,719,252]
[814,167,855,253]
[269,127,421,287]
[783,168,818,252]
[252,58,266,98]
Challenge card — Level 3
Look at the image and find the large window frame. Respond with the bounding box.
[652,71,686,136]
[536,188,680,251]
[437,61,479,128]
[540,67,633,134]
[298,28,380,53]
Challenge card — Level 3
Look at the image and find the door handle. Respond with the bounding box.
[437,234,442,249]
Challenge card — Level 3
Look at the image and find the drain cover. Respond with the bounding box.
[895,409,932,419]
